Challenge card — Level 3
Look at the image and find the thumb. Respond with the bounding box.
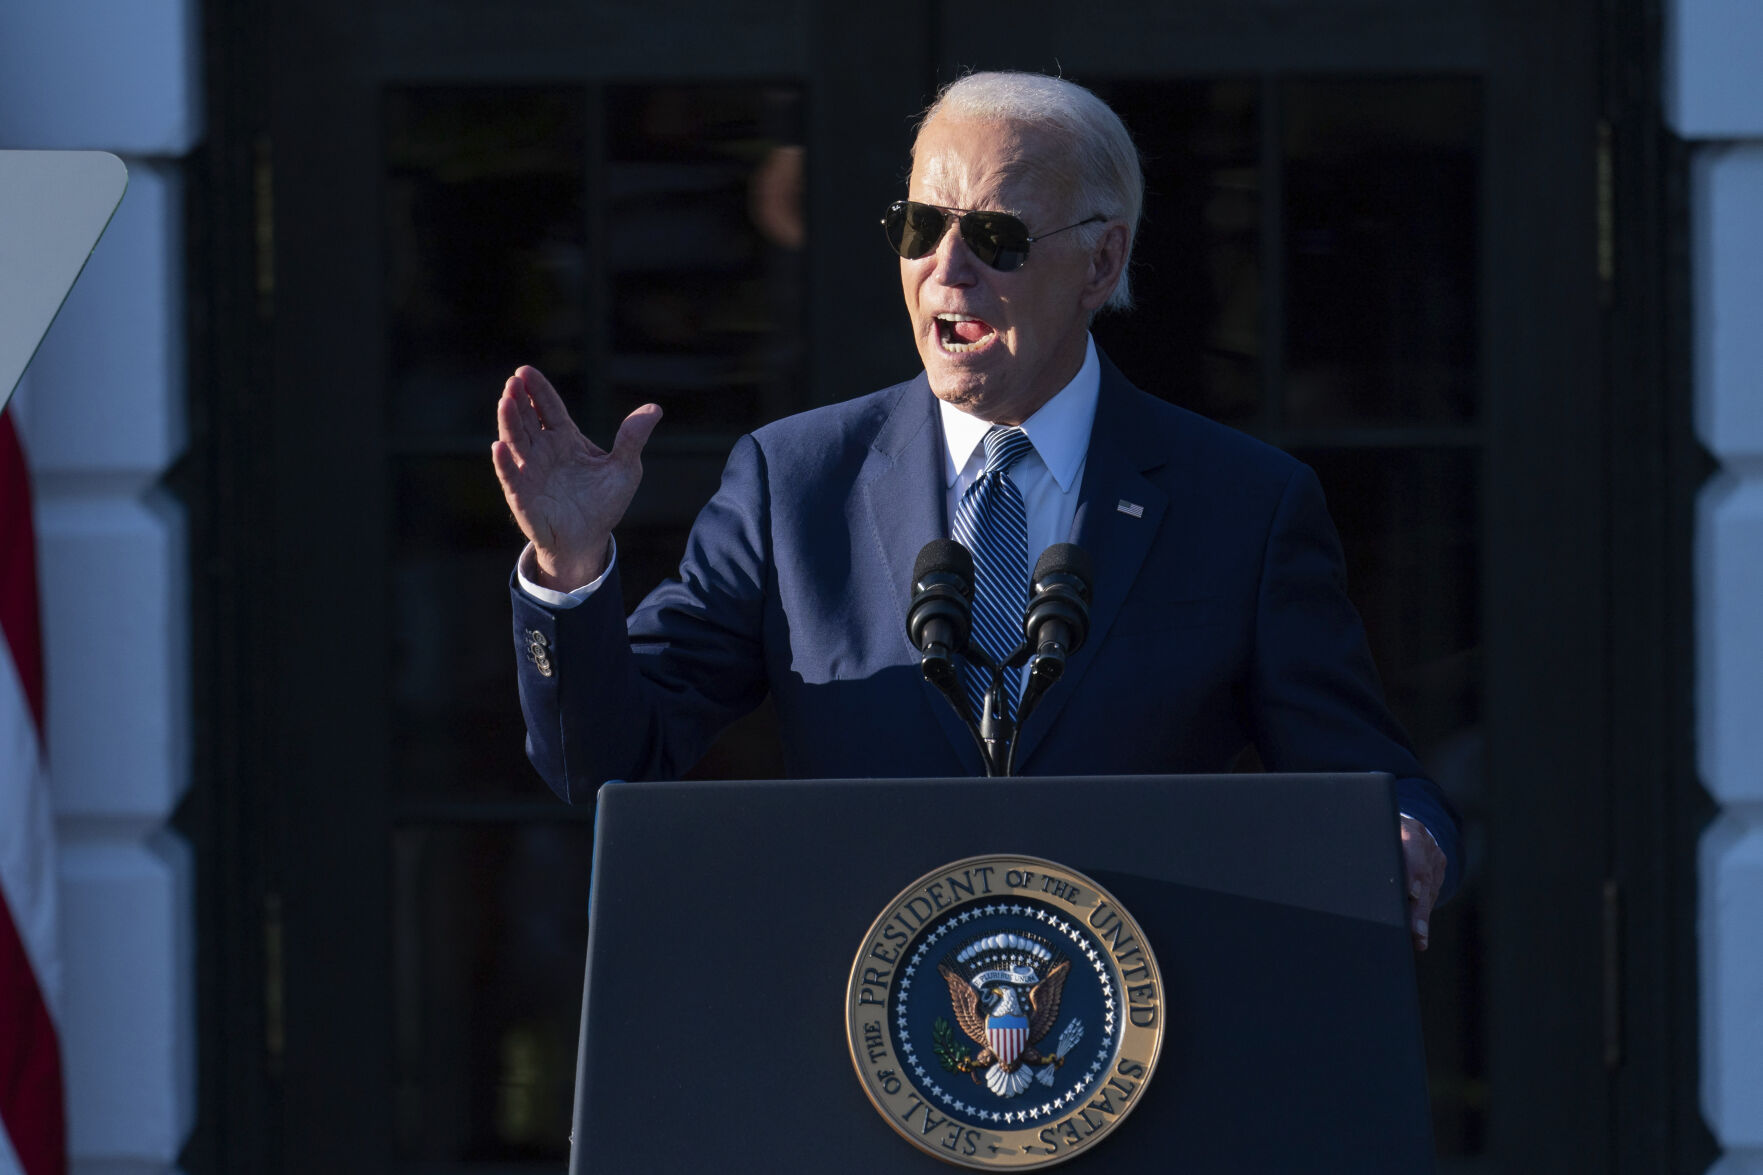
[612,403,664,463]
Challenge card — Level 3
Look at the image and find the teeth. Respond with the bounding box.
[934,312,996,353]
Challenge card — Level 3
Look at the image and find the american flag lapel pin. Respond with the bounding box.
[1117,499,1145,518]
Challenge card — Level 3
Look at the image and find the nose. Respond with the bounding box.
[928,215,980,288]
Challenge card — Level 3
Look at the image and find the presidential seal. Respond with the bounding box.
[846,855,1164,1168]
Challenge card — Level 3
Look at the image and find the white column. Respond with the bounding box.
[1669,3,1763,1166]
[0,3,201,1173]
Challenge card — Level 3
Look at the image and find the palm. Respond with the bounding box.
[504,420,628,550]
[492,366,661,586]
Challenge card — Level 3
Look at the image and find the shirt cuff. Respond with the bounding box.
[514,538,616,608]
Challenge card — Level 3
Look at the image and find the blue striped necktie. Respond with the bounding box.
[950,425,1034,720]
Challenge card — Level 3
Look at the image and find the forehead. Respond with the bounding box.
[908,115,1069,213]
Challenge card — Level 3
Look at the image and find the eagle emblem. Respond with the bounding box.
[935,933,1086,1098]
[847,855,1165,1166]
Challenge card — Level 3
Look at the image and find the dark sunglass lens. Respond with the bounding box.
[960,211,1031,271]
[882,202,908,255]
[886,201,948,259]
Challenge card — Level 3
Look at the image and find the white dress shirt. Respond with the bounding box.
[938,335,1099,563]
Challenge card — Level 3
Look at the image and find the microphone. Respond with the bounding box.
[907,540,976,706]
[1020,543,1093,705]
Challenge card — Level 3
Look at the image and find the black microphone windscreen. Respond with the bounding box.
[915,538,974,586]
[1032,543,1093,598]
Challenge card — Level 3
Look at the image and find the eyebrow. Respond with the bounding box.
[911,176,1030,219]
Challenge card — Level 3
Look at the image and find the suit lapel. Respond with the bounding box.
[854,376,987,772]
[1010,357,1169,772]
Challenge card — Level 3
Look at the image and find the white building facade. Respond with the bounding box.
[1670,1,1763,1171]
[0,3,199,1172]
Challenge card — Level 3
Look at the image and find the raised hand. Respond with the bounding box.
[491,366,662,590]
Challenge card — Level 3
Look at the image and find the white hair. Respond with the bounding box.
[916,71,1144,312]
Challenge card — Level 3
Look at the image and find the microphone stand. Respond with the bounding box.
[920,644,992,770]
[920,645,1066,777]
[965,644,1041,778]
[1002,647,1067,777]
[973,648,1012,778]
[913,541,1092,778]
[922,642,1016,777]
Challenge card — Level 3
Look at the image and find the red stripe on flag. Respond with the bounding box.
[0,403,65,1173]
[0,410,44,738]
[0,882,65,1175]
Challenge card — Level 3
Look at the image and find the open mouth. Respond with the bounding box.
[935,313,998,353]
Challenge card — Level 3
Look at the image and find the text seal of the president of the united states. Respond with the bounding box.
[846,854,1164,1168]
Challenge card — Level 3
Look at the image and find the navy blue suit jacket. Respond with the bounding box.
[510,357,1462,897]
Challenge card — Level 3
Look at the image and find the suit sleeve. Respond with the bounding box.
[510,434,773,802]
[1249,463,1464,901]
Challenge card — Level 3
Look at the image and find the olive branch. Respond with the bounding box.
[931,1017,972,1073]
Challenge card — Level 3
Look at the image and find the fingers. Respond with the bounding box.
[515,365,574,433]
[611,403,664,464]
[491,438,545,549]
[490,438,522,492]
[497,380,538,457]
[1408,879,1438,952]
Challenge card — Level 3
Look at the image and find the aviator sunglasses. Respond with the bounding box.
[881,200,1103,272]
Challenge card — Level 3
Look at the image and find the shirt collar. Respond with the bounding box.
[938,335,1100,492]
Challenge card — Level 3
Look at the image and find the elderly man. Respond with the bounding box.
[493,72,1459,946]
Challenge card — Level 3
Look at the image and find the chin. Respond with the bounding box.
[918,333,1025,419]
[928,373,993,413]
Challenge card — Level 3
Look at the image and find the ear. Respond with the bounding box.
[1078,222,1130,312]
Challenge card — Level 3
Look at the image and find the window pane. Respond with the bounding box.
[392,456,532,798]
[1297,444,1486,1154]
[1283,78,1479,428]
[392,823,594,1162]
[385,86,588,439]
[600,84,805,437]
[1090,79,1261,427]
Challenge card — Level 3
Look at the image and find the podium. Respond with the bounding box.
[570,773,1435,1172]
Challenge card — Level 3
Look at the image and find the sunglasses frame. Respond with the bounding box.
[881,200,1104,272]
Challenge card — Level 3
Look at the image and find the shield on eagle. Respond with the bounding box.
[986,1013,1030,1067]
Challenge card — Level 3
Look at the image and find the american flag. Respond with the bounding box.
[0,405,67,1175]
